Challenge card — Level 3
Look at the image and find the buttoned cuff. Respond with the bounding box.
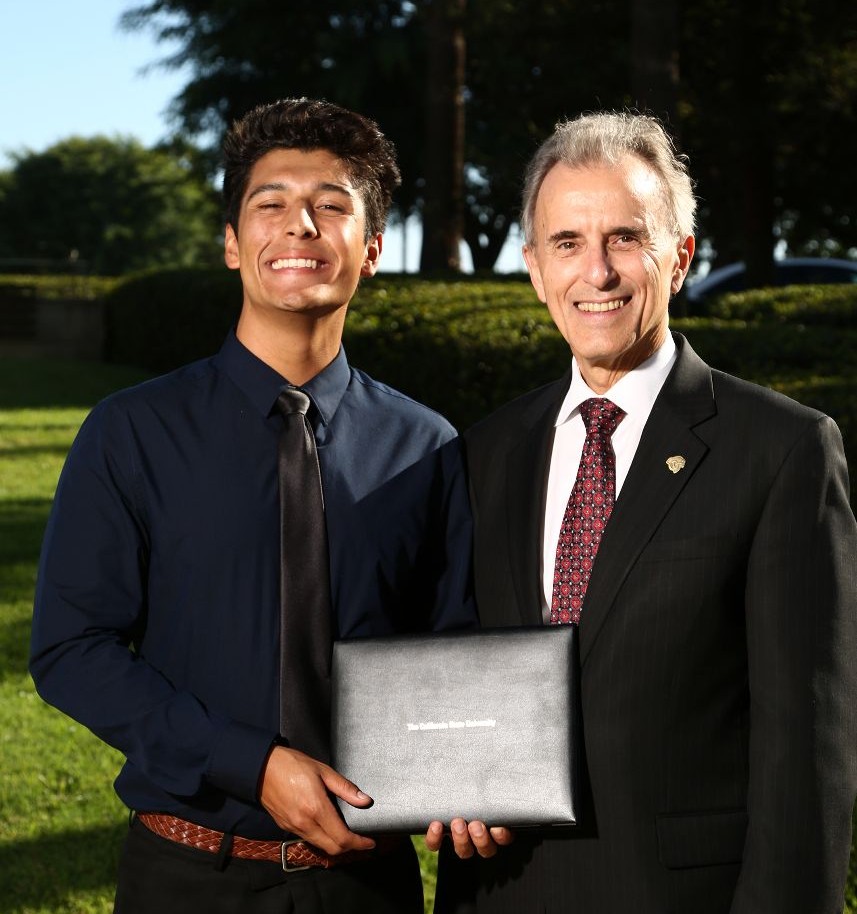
[205,720,278,803]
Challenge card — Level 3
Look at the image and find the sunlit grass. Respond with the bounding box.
[0,387,134,913]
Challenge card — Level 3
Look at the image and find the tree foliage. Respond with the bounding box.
[462,0,627,267]
[120,0,630,270]
[120,0,446,261]
[119,0,857,276]
[0,136,221,275]
[680,0,857,278]
[120,1,427,203]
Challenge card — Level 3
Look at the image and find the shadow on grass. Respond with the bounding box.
[0,443,78,461]
[0,821,125,912]
[0,357,149,410]
[0,498,51,564]
[0,499,52,680]
[0,613,33,682]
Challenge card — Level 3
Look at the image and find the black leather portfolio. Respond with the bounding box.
[330,625,580,833]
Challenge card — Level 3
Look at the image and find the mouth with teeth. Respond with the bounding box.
[575,297,629,313]
[270,257,323,270]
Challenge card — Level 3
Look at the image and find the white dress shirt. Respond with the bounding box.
[541,335,678,614]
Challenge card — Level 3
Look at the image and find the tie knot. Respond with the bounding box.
[277,387,311,418]
[579,398,624,437]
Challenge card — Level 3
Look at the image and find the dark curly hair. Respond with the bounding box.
[222,98,401,241]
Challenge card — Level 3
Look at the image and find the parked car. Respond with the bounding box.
[685,257,857,307]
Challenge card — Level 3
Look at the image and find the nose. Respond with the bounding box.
[582,245,618,288]
[285,205,319,238]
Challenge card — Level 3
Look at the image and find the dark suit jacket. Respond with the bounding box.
[435,334,857,914]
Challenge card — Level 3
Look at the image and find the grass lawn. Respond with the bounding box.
[0,358,147,913]
[0,356,439,913]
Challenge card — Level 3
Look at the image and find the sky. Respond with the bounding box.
[0,0,526,273]
[0,0,188,165]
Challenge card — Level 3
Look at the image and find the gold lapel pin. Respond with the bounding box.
[666,455,686,474]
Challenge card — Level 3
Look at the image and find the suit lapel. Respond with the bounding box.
[578,335,717,663]
[504,375,570,627]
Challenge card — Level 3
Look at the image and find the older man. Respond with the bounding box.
[431,111,857,914]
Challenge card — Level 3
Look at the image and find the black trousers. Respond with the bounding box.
[113,817,424,914]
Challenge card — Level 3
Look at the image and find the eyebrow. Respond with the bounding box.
[545,225,647,245]
[246,181,355,202]
[545,229,582,245]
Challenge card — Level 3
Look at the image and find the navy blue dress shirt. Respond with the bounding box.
[30,331,475,839]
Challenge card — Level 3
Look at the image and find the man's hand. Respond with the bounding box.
[259,745,375,855]
[425,818,514,859]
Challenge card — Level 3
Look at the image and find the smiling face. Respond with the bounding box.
[224,147,381,324]
[523,156,694,393]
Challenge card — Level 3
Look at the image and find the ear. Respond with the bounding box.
[360,233,383,278]
[670,235,695,295]
[224,223,240,270]
[522,245,547,303]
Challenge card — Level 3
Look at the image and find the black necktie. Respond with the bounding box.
[276,387,333,763]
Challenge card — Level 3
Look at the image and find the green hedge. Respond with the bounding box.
[682,286,857,459]
[708,283,857,324]
[104,267,243,372]
[0,273,118,302]
[104,271,857,452]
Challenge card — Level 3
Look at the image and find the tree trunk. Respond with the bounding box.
[631,0,680,128]
[419,0,466,273]
[464,211,512,272]
[735,0,775,288]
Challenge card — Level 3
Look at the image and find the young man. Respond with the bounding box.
[30,98,474,914]
[430,111,857,913]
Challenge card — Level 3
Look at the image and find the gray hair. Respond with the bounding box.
[520,111,696,246]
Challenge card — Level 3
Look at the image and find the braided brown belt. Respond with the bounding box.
[137,813,388,871]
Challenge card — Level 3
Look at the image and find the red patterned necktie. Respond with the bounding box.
[551,397,625,625]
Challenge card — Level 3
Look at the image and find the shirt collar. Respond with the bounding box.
[214,329,350,426]
[555,332,677,427]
